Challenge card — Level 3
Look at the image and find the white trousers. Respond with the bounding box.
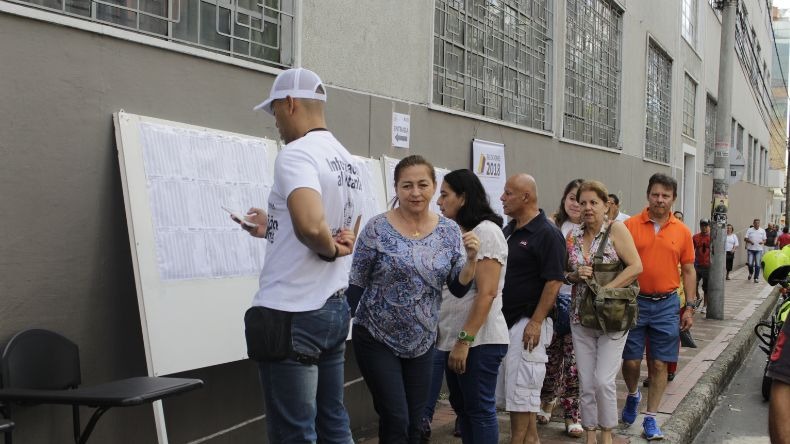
[570,323,627,429]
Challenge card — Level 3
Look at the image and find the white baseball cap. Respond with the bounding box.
[253,67,327,115]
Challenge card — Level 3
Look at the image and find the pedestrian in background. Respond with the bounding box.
[725,224,739,280]
[766,223,778,252]
[693,219,711,311]
[745,219,767,283]
[538,178,583,438]
[777,226,790,250]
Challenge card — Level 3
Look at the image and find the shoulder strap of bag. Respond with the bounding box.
[593,224,613,263]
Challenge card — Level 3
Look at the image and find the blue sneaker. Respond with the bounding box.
[642,416,664,440]
[621,391,641,425]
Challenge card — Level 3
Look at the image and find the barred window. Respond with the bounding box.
[9,0,295,68]
[682,74,696,138]
[644,41,672,164]
[682,0,697,46]
[704,96,717,174]
[563,0,622,149]
[433,0,554,131]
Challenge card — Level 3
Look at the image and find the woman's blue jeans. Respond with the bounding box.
[445,344,507,444]
[352,324,434,444]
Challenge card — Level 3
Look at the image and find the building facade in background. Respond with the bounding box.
[0,0,787,442]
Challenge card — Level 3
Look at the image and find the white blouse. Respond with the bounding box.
[436,220,510,350]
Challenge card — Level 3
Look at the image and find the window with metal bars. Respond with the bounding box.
[704,96,717,174]
[644,41,672,164]
[433,0,554,131]
[681,0,697,46]
[563,0,622,149]
[682,74,696,138]
[9,0,294,68]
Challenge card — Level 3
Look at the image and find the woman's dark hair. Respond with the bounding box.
[394,155,435,185]
[442,169,503,230]
[391,155,436,208]
[554,178,584,226]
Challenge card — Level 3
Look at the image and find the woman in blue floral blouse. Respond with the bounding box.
[347,155,479,444]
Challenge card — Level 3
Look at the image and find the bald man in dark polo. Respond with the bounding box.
[496,174,565,444]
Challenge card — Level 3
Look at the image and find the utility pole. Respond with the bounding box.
[708,0,737,321]
[785,137,790,228]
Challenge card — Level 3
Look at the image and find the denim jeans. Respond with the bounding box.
[258,295,353,444]
[423,350,449,422]
[445,344,507,444]
[748,249,763,277]
[352,324,434,444]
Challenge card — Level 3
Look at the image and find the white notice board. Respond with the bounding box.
[113,111,278,377]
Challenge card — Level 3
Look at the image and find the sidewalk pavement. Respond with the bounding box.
[360,265,778,443]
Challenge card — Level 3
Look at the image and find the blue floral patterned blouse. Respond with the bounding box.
[350,213,466,358]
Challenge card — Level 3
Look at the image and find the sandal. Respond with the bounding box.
[537,401,555,425]
[566,421,584,438]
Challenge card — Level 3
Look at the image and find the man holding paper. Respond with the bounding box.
[239,68,363,444]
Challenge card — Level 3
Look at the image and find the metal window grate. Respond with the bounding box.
[9,0,294,68]
[563,0,621,149]
[681,0,697,45]
[433,0,554,131]
[682,74,696,138]
[644,41,672,164]
[704,96,716,173]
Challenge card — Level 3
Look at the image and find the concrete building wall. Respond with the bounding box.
[0,0,783,442]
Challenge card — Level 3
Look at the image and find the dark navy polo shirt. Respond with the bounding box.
[501,209,566,328]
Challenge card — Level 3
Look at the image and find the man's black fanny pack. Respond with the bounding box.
[244,306,294,362]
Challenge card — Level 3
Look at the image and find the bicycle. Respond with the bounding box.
[754,278,790,401]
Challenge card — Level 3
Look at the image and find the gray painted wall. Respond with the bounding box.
[0,0,781,442]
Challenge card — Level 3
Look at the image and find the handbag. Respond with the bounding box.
[679,329,697,348]
[554,293,572,336]
[578,225,639,334]
[244,306,294,362]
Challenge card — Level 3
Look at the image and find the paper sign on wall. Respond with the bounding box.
[472,139,506,220]
[392,113,410,149]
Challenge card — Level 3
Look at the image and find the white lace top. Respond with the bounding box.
[436,220,510,350]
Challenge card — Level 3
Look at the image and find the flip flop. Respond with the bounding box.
[566,422,584,438]
[537,408,552,425]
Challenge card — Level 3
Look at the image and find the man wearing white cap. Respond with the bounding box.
[241,68,361,443]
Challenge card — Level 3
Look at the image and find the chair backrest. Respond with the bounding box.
[1,329,81,390]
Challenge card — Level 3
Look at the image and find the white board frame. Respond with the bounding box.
[114,111,278,378]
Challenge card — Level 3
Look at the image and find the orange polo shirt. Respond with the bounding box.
[624,208,694,294]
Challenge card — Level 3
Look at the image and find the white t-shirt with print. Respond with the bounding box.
[745,227,767,252]
[437,220,510,351]
[252,131,364,312]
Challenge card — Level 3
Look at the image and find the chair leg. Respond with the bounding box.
[72,405,80,444]
[77,407,110,444]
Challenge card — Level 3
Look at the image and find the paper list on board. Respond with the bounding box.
[139,122,273,281]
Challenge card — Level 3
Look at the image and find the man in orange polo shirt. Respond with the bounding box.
[620,173,697,441]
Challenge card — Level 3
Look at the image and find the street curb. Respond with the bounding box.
[661,285,779,443]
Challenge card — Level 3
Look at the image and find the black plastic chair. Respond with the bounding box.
[0,329,202,444]
[0,418,13,444]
